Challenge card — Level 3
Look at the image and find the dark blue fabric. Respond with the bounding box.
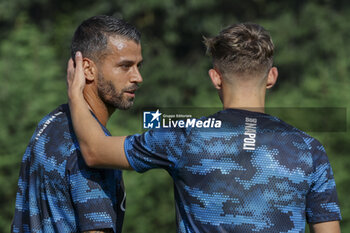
[125,108,341,233]
[12,104,125,233]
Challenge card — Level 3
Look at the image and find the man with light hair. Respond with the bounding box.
[67,23,341,232]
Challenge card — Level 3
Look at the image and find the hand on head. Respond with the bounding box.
[67,51,85,100]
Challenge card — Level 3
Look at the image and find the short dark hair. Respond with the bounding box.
[71,15,141,62]
[204,23,274,77]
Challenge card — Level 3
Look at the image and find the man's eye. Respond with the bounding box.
[121,64,130,69]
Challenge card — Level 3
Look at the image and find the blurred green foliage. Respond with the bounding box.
[1,0,349,232]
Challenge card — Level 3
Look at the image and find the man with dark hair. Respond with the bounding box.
[67,23,341,232]
[12,15,143,232]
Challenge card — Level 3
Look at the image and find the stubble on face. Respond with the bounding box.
[95,36,142,111]
[97,72,138,110]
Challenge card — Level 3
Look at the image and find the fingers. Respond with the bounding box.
[66,51,85,86]
[75,51,83,75]
[73,51,86,87]
[67,58,74,85]
[66,51,86,99]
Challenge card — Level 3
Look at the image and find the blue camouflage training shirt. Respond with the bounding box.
[124,108,341,233]
[12,104,125,233]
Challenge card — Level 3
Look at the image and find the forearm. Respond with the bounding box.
[309,221,341,233]
[68,93,105,166]
[68,93,131,169]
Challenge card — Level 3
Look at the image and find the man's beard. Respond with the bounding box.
[97,74,137,110]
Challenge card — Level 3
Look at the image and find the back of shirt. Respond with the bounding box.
[12,104,125,233]
[124,108,341,233]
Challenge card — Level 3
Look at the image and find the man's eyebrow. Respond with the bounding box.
[117,60,135,65]
[117,59,144,67]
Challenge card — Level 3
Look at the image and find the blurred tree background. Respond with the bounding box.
[1,0,349,232]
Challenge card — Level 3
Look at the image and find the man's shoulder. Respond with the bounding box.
[30,104,78,155]
[271,116,325,150]
[218,108,325,153]
[18,104,77,186]
[35,103,71,134]
[37,103,69,127]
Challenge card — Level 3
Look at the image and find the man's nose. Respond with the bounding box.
[130,67,143,83]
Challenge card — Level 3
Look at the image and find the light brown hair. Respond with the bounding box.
[204,23,274,78]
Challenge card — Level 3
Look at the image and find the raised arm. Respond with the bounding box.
[309,221,341,233]
[67,52,131,169]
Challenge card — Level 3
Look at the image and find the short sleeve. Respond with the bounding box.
[124,128,187,174]
[68,152,121,232]
[305,142,342,223]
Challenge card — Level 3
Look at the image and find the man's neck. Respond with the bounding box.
[222,83,266,113]
[83,88,115,126]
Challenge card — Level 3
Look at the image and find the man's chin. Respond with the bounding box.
[116,101,134,110]
[118,105,133,110]
[104,97,134,110]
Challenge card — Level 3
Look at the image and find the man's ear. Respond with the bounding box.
[83,58,97,81]
[266,67,278,89]
[209,68,222,90]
